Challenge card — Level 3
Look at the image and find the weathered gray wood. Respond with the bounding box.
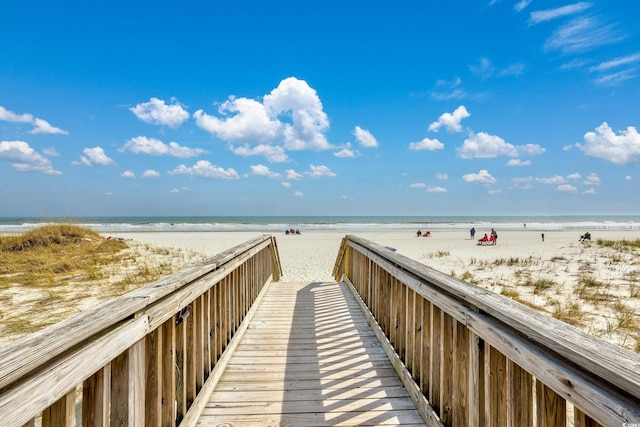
[336,236,640,426]
[197,281,430,426]
[343,236,640,399]
[83,365,111,427]
[0,316,149,427]
[0,235,277,391]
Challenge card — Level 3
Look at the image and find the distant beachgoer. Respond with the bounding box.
[524,223,527,229]
[470,227,476,239]
[541,233,545,242]
[491,228,498,245]
[416,229,422,237]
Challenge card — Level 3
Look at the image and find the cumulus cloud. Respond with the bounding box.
[306,164,336,178]
[409,183,427,189]
[293,191,304,197]
[0,140,62,175]
[537,175,566,184]
[43,147,60,157]
[583,188,597,194]
[250,164,281,178]
[77,147,115,166]
[507,159,532,166]
[194,77,331,157]
[228,144,289,163]
[130,97,189,128]
[557,184,578,192]
[462,169,496,184]
[334,145,357,158]
[582,173,601,185]
[567,173,581,181]
[142,169,160,178]
[168,160,239,179]
[428,105,470,132]
[457,131,545,159]
[435,172,448,180]
[0,106,68,135]
[122,170,136,179]
[577,122,640,165]
[120,136,206,158]
[284,169,304,181]
[409,138,444,151]
[281,181,292,188]
[427,186,447,193]
[353,126,378,148]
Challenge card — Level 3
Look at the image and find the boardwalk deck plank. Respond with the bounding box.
[196,281,426,426]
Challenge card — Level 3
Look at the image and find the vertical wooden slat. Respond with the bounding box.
[453,321,469,426]
[83,364,111,427]
[406,288,415,374]
[161,317,175,427]
[430,305,442,414]
[508,360,533,427]
[186,302,196,408]
[110,339,145,427]
[487,345,507,427]
[175,314,186,423]
[468,330,480,427]
[421,299,432,400]
[43,390,75,427]
[21,420,35,427]
[440,313,454,426]
[536,381,566,427]
[145,326,163,427]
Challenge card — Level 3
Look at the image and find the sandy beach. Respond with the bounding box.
[117,229,640,352]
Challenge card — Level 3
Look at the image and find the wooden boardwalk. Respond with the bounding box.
[196,281,426,426]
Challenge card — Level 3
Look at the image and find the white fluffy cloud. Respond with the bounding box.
[120,136,206,158]
[0,140,61,175]
[130,97,189,128]
[194,77,331,158]
[0,106,68,135]
[462,169,496,184]
[168,160,239,179]
[284,169,304,181]
[507,159,532,166]
[306,164,336,178]
[557,184,578,192]
[428,105,470,132]
[250,164,281,178]
[293,191,304,198]
[228,144,289,163]
[577,122,640,165]
[334,145,357,158]
[122,170,136,179]
[457,131,545,159]
[353,126,378,148]
[142,169,160,178]
[409,138,444,151]
[78,147,115,166]
[427,186,447,193]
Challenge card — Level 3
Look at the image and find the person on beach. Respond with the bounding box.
[491,228,498,245]
[541,233,545,242]
[416,229,422,237]
[470,227,476,240]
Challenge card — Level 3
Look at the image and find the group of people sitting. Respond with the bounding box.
[416,230,431,237]
[579,232,591,241]
[285,228,301,235]
[477,228,498,245]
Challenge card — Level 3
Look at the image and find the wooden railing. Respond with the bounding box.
[0,234,281,427]
[333,235,640,427]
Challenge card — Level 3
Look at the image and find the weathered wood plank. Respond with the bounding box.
[198,281,427,426]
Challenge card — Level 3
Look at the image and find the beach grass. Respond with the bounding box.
[0,223,203,343]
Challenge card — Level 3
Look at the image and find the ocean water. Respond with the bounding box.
[1,215,640,233]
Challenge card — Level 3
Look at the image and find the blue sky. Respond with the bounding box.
[1,0,639,217]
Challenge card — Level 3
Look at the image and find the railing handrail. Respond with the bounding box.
[334,235,640,425]
[0,234,281,426]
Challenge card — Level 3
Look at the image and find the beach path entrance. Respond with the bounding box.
[196,280,425,426]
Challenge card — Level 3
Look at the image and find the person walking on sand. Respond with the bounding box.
[491,228,498,245]
[470,227,476,240]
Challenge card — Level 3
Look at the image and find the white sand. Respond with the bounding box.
[118,229,640,352]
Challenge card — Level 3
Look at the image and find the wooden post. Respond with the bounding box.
[110,339,145,427]
[83,365,111,427]
[536,381,566,427]
[145,326,163,427]
[161,317,176,427]
[43,390,75,427]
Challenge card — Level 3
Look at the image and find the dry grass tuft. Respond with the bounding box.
[0,223,203,344]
